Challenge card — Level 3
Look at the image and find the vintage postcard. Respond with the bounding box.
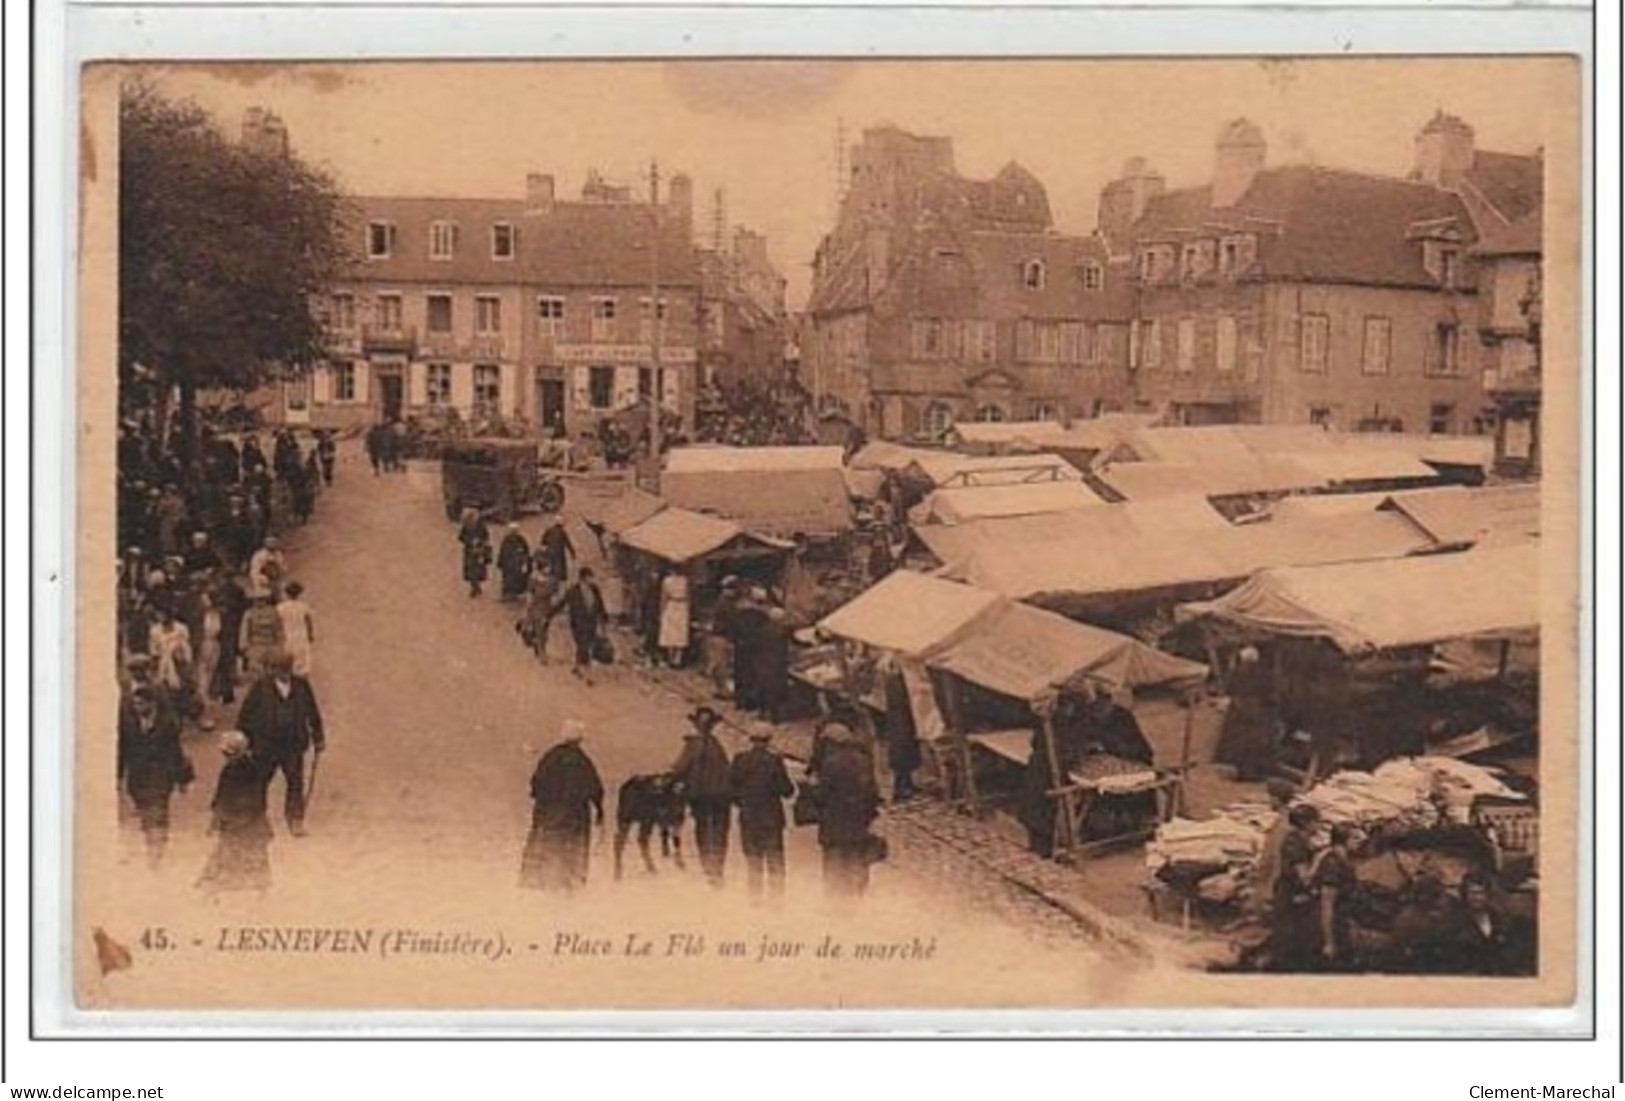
[71,54,1583,1019]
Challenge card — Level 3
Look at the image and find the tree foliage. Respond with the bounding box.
[118,80,355,398]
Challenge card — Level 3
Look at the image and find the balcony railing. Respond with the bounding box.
[360,324,417,354]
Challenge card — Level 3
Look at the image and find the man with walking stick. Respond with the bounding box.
[237,652,326,837]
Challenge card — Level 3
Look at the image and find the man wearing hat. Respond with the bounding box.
[670,707,733,888]
[248,536,285,602]
[729,726,795,899]
[704,576,744,699]
[520,720,605,891]
[236,653,325,837]
[117,685,191,868]
[813,721,881,899]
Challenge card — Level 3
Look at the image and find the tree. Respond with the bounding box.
[118,80,354,459]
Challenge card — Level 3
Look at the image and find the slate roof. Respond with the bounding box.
[1462,150,1543,224]
[342,195,699,287]
[1131,165,1476,289]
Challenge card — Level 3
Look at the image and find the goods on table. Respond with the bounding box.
[1299,756,1525,834]
[1145,801,1280,900]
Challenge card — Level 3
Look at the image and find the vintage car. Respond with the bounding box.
[440,438,565,521]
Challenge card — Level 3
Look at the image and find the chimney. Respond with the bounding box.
[666,173,694,233]
[1413,110,1476,188]
[525,173,555,212]
[1212,119,1266,208]
[1096,156,1164,256]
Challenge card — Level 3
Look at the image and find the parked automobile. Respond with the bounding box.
[441,438,565,521]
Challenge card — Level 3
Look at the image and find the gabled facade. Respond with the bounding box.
[805,126,1135,441]
[1111,117,1499,435]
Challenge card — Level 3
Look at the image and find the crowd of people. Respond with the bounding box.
[115,412,333,890]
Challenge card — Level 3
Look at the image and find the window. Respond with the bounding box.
[1220,239,1241,275]
[1308,406,1334,429]
[491,223,516,260]
[474,364,501,412]
[1361,316,1392,376]
[1030,401,1060,422]
[1058,322,1083,365]
[429,221,457,260]
[1084,324,1104,365]
[1439,247,1460,288]
[588,366,615,409]
[1428,323,1461,377]
[1176,318,1197,374]
[536,296,565,337]
[1137,250,1157,282]
[924,402,955,439]
[911,319,946,359]
[1216,315,1238,373]
[1023,260,1046,290]
[376,293,403,331]
[367,221,396,259]
[1299,313,1329,374]
[1139,319,1162,369]
[425,294,453,334]
[591,298,617,341]
[974,404,1007,423]
[1429,403,1455,435]
[333,362,357,402]
[475,296,502,335]
[329,293,356,331]
[638,298,669,343]
[963,320,996,363]
[1082,263,1104,292]
[425,363,452,405]
[1036,323,1060,363]
[1180,243,1204,281]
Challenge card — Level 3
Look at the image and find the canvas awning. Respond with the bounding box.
[818,570,1004,657]
[1201,511,1438,575]
[1174,544,1540,654]
[582,486,666,535]
[1279,449,1441,484]
[927,601,1208,703]
[1096,457,1327,500]
[1380,484,1541,547]
[916,480,1108,525]
[619,508,749,564]
[847,440,944,472]
[662,446,852,536]
[906,452,1085,489]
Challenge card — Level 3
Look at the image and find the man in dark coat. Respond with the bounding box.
[730,728,795,899]
[315,430,337,486]
[211,572,249,704]
[457,509,492,598]
[749,605,794,722]
[235,654,325,836]
[1214,646,1281,782]
[814,722,881,898]
[880,665,922,803]
[520,721,605,892]
[538,518,576,585]
[1429,871,1536,976]
[364,424,384,476]
[671,707,733,888]
[116,687,191,867]
[197,729,273,894]
[551,567,610,683]
[495,523,532,602]
[729,590,771,712]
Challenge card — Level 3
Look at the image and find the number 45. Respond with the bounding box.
[140,927,171,951]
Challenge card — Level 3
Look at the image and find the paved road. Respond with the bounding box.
[97,444,1135,1009]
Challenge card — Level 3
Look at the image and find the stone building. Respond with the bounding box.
[698,226,790,391]
[1107,114,1542,437]
[289,171,700,437]
[805,126,1135,441]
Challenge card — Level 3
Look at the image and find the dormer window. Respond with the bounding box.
[1439,247,1460,288]
[429,221,457,260]
[1180,242,1204,281]
[367,221,396,260]
[1219,234,1254,276]
[1082,263,1104,292]
[1023,260,1047,290]
[492,223,516,260]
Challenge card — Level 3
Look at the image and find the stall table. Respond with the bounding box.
[967,729,1184,859]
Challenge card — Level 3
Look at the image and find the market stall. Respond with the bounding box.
[923,601,1209,859]
[661,445,853,539]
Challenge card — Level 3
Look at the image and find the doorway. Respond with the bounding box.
[376,369,404,422]
[538,378,565,434]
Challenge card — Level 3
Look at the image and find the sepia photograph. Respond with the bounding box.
[71,53,1582,1017]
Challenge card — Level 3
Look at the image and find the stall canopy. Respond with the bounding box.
[905,452,1085,489]
[847,440,944,472]
[1277,449,1441,485]
[915,479,1108,525]
[1095,457,1327,501]
[619,507,762,564]
[1200,510,1438,575]
[662,445,852,536]
[582,486,666,536]
[1380,483,1541,547]
[818,570,1003,657]
[1175,544,1540,654]
[927,601,1208,702]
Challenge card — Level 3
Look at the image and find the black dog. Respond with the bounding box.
[614,773,686,879]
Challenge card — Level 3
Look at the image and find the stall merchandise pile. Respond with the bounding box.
[1300,756,1525,834]
[1145,801,1280,904]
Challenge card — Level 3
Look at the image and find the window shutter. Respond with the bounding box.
[500,362,520,415]
[449,362,473,410]
[660,367,680,411]
[352,362,371,405]
[571,366,592,411]
[614,366,638,409]
[311,366,331,404]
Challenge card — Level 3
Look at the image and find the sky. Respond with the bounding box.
[132,58,1570,309]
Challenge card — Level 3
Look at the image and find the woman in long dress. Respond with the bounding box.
[238,595,286,680]
[519,723,605,892]
[457,508,492,598]
[276,581,315,678]
[496,523,532,602]
[197,730,273,895]
[657,570,691,667]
